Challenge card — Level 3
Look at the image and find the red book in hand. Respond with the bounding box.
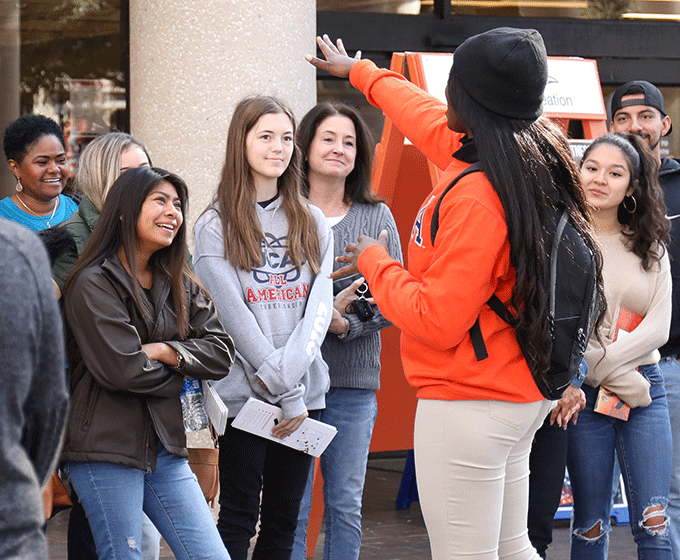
[594,307,644,421]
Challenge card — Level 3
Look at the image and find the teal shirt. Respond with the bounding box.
[0,195,78,232]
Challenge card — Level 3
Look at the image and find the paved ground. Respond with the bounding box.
[46,455,638,559]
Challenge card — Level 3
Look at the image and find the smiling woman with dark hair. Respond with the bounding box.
[567,133,673,560]
[291,101,402,560]
[1,114,77,231]
[61,166,235,560]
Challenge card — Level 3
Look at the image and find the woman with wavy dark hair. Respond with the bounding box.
[61,166,235,560]
[291,102,402,560]
[567,133,672,560]
[305,29,604,559]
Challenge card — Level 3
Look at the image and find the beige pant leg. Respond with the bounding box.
[414,398,551,560]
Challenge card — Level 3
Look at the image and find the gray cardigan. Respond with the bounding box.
[325,202,403,390]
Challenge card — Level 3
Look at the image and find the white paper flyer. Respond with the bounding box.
[232,397,337,457]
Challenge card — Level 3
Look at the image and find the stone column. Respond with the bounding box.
[129,0,316,233]
[0,0,20,198]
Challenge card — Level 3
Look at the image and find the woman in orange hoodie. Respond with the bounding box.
[306,29,602,560]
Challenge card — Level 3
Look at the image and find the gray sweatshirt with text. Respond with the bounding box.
[194,197,333,419]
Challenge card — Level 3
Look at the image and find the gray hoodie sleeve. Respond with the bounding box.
[255,209,334,417]
[0,222,68,560]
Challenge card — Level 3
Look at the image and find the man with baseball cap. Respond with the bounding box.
[611,80,680,558]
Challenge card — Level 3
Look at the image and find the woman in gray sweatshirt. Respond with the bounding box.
[194,95,334,560]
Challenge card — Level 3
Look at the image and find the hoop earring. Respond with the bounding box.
[15,177,23,192]
[623,195,637,214]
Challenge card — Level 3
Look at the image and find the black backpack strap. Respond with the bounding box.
[487,294,519,327]
[549,210,570,319]
[470,295,520,362]
[430,162,483,246]
[469,319,488,361]
[429,162,487,360]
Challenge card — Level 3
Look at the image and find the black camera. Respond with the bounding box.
[350,282,374,321]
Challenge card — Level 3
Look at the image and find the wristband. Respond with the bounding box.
[337,317,351,340]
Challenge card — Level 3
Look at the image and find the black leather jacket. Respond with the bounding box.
[61,255,234,472]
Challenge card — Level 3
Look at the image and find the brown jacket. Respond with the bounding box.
[62,255,234,472]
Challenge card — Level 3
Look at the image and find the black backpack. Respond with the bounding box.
[430,164,600,400]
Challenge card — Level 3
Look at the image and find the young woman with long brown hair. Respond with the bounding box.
[193,95,334,560]
[568,133,672,559]
[61,166,235,560]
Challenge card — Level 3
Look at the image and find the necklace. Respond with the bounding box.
[15,193,59,228]
[324,198,350,218]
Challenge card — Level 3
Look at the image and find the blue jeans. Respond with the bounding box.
[659,356,680,560]
[567,364,672,560]
[64,444,230,560]
[292,388,378,560]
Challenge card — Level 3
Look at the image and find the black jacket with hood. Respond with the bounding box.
[659,157,680,357]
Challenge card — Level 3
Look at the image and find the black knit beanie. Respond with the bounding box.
[452,27,548,121]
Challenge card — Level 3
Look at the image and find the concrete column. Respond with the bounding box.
[129,0,316,233]
[0,0,20,198]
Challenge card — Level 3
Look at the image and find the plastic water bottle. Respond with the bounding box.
[179,378,209,432]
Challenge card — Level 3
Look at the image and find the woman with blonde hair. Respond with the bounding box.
[51,132,150,290]
[194,95,334,560]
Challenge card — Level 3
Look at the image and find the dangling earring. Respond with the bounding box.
[623,195,637,214]
[15,177,22,192]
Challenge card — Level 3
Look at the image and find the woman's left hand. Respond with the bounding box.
[330,230,389,280]
[271,411,308,439]
[328,308,348,335]
[550,385,586,428]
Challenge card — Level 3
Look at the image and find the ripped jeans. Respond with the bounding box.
[567,363,672,560]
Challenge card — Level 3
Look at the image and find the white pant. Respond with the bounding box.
[414,398,551,560]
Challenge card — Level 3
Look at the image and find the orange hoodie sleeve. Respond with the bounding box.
[349,59,462,173]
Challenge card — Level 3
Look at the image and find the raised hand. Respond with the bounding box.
[305,34,362,78]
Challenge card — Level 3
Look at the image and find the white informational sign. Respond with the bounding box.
[543,58,606,118]
[415,54,605,120]
[417,54,454,105]
[232,397,337,457]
